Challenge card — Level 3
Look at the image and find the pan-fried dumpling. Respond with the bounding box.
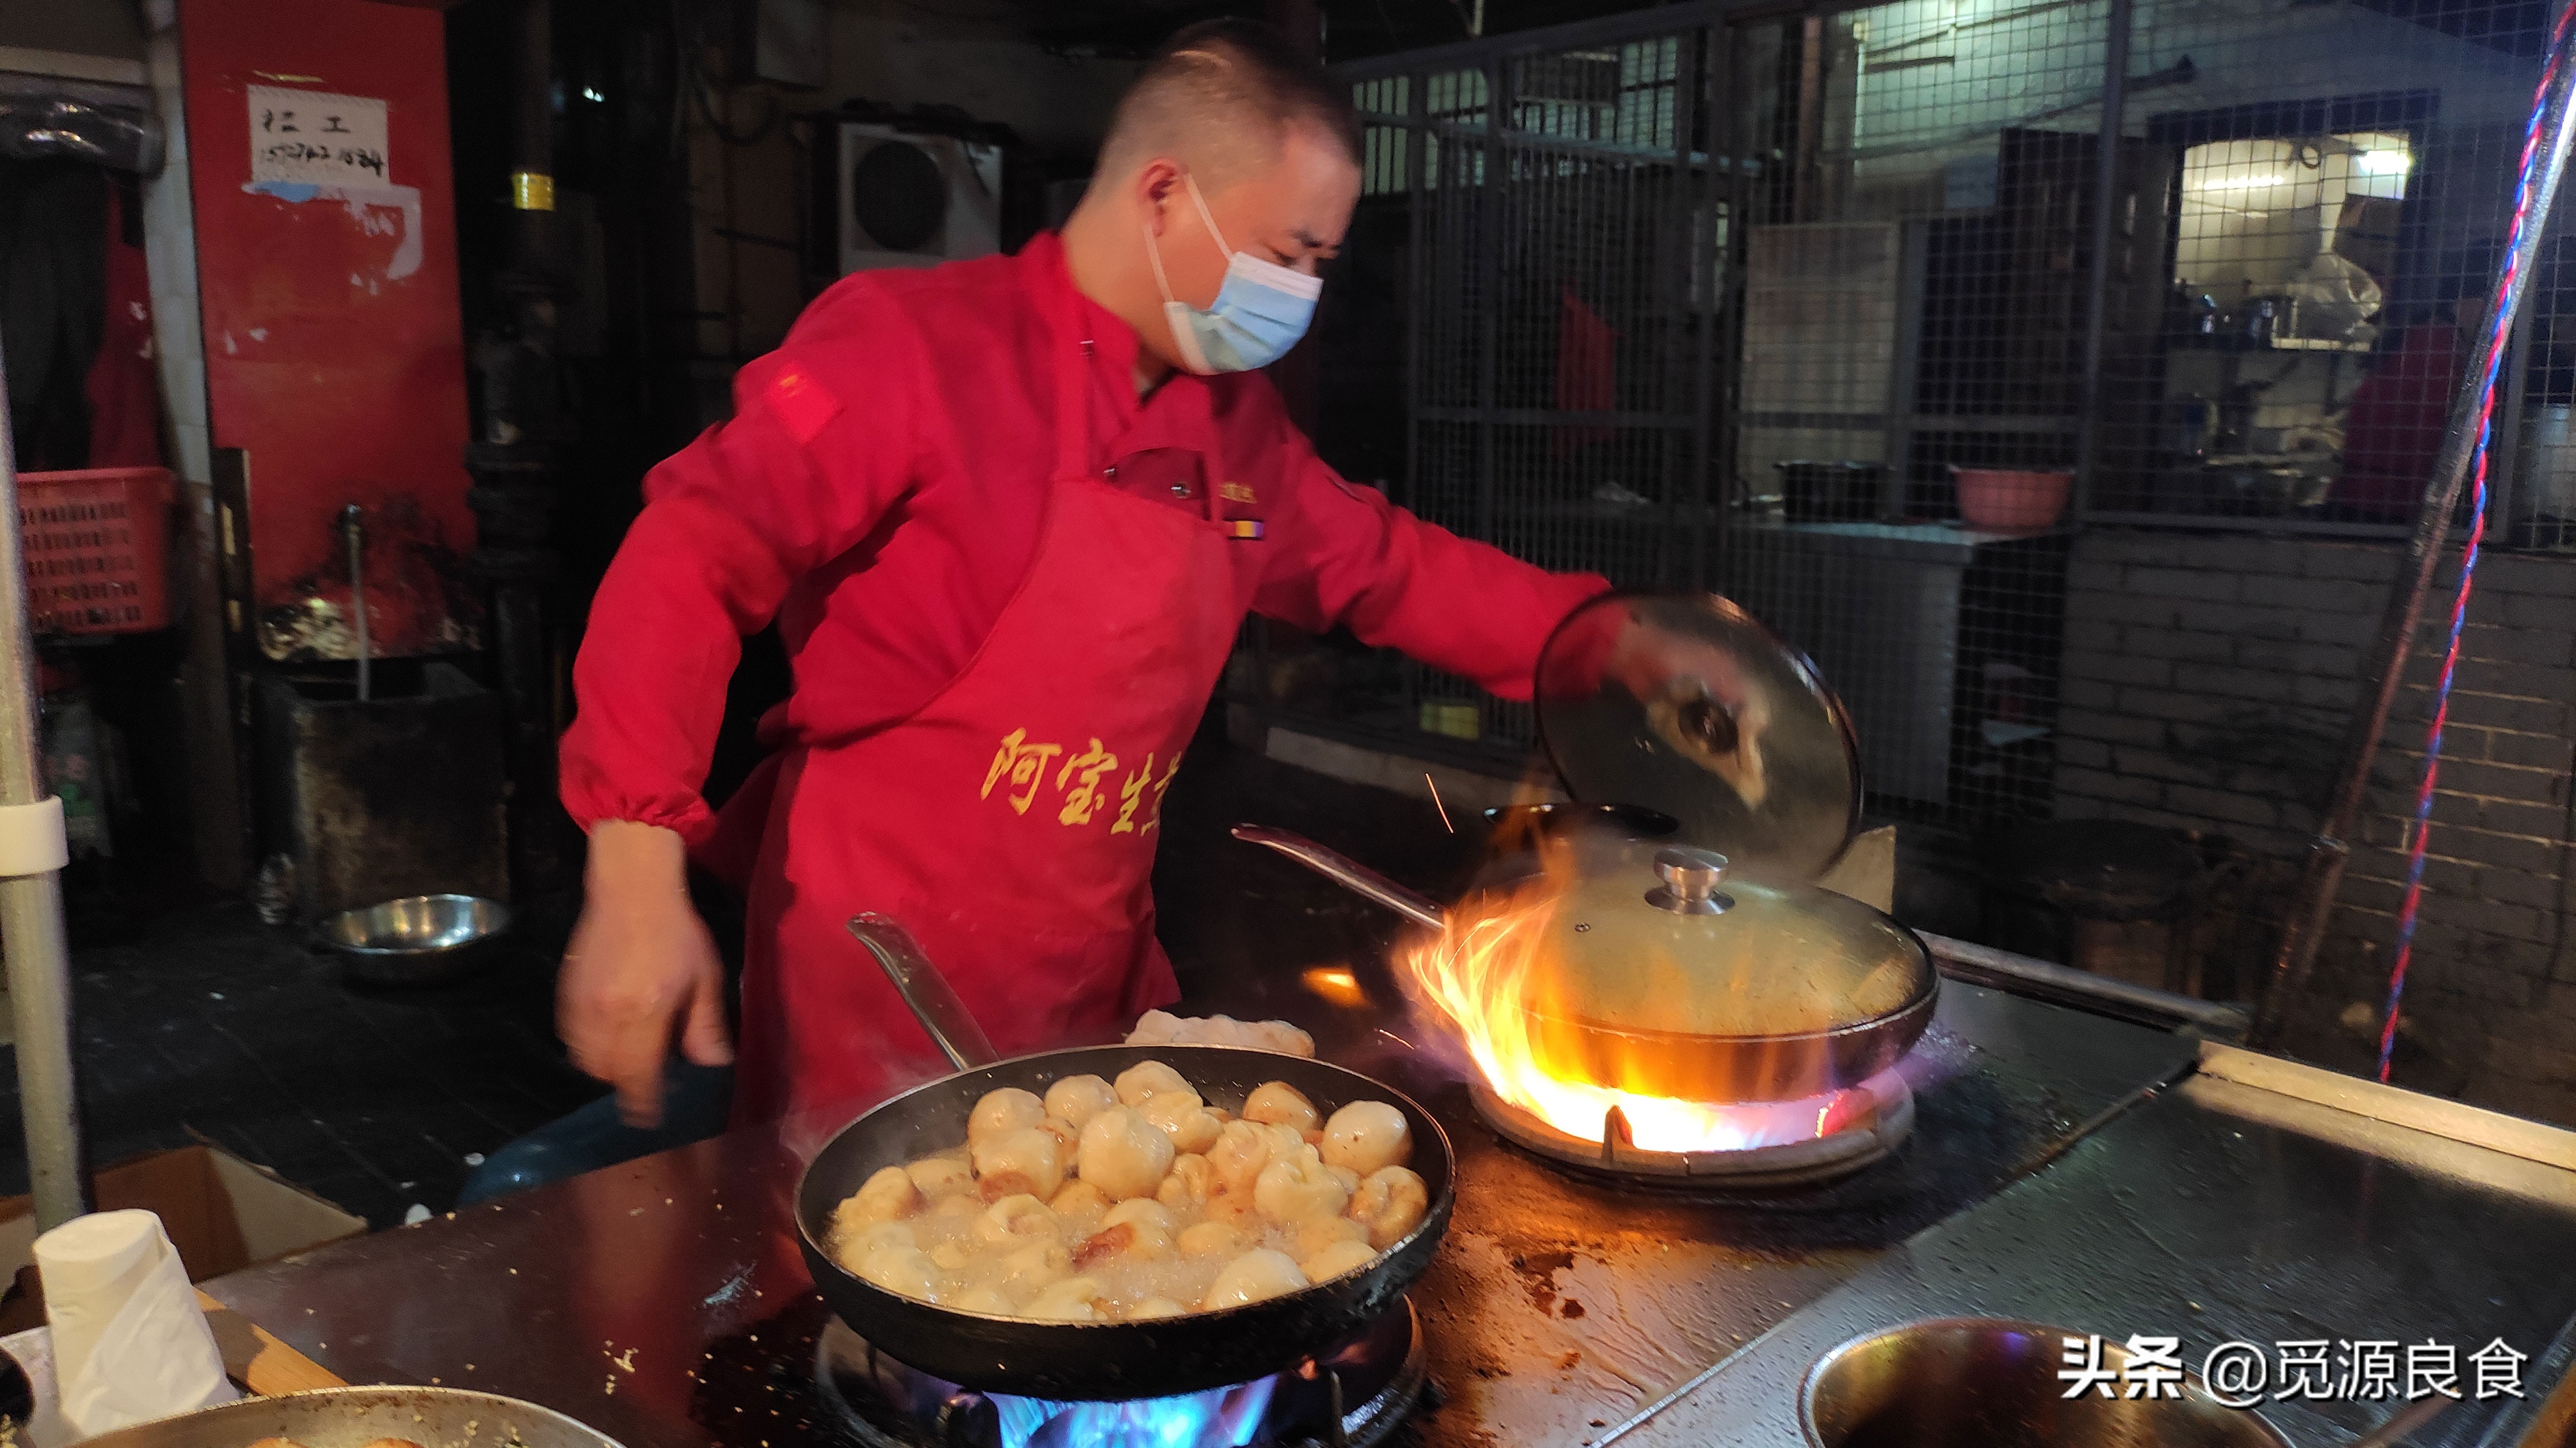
[832,1219,914,1276]
[1125,1011,1316,1058]
[1254,1143,1350,1226]
[974,1193,1061,1247]
[1301,1239,1379,1282]
[969,1087,1048,1147]
[857,1244,940,1301]
[1296,1216,1367,1258]
[1177,1221,1246,1258]
[1140,1092,1223,1155]
[1022,1275,1108,1322]
[1038,1116,1082,1162]
[983,1238,1072,1300]
[1243,1082,1320,1133]
[973,1125,1067,1201]
[837,1166,921,1229]
[1157,1153,1214,1210]
[1050,1180,1112,1219]
[1203,1248,1308,1309]
[1320,1101,1411,1176]
[1078,1105,1176,1200]
[908,1153,975,1200]
[1202,1182,1262,1231]
[1207,1120,1276,1194]
[1349,1166,1430,1249]
[1074,1217,1173,1266]
[951,1283,1013,1315]
[1115,1060,1193,1106]
[1045,1074,1118,1130]
[1104,1198,1175,1234]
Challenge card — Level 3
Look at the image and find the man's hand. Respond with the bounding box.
[1604,615,1773,807]
[558,820,735,1127]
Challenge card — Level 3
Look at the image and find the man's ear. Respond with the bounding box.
[1135,159,1183,236]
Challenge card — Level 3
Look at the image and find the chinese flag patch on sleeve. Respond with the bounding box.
[763,365,842,446]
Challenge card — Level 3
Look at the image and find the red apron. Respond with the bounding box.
[729,292,1242,1147]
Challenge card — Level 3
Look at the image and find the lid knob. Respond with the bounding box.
[1646,846,1733,916]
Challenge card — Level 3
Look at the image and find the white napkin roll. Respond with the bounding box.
[36,1210,237,1441]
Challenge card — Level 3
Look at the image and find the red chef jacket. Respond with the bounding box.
[560,232,1606,1132]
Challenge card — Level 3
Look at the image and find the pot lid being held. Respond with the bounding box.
[1534,591,1862,886]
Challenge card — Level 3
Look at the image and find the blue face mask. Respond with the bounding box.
[1146,174,1323,375]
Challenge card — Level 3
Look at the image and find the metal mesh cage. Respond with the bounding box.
[1272,0,2551,845]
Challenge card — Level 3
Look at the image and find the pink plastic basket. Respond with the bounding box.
[18,467,175,636]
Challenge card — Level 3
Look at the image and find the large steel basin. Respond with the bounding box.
[1801,1318,2289,1448]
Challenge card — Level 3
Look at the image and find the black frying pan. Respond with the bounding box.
[791,920,1456,1401]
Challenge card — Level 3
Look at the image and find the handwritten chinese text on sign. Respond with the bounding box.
[248,87,391,187]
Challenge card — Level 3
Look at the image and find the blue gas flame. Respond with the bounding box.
[997,1377,1281,1448]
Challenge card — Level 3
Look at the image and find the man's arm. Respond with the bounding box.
[560,336,923,842]
[1251,415,1609,701]
[557,288,926,1123]
[1246,410,1778,796]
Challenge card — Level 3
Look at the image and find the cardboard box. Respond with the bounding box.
[0,1145,366,1336]
[2335,196,2404,287]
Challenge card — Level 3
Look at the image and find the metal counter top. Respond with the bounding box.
[1599,1050,2576,1448]
[1721,517,2060,566]
[203,933,2196,1448]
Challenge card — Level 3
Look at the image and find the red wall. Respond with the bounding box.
[181,0,477,662]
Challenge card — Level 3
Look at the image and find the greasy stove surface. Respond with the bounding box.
[1603,1070,2576,1448]
[205,946,2194,1448]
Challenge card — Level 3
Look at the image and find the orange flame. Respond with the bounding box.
[1400,838,1843,1155]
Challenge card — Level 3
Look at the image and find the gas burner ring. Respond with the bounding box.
[1470,1071,1914,1188]
[814,1297,1427,1448]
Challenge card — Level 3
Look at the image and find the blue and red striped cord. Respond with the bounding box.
[2379,2,2576,1082]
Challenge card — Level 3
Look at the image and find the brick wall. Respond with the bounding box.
[2055,530,2576,1124]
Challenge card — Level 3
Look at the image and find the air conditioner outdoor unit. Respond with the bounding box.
[831,121,1003,274]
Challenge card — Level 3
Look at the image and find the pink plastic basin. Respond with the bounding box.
[1951,468,2071,531]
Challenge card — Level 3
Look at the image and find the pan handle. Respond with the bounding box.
[1230,825,1450,933]
[848,914,1001,1071]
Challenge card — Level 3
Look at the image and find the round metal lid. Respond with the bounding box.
[1525,840,1926,1040]
[1534,591,1862,886]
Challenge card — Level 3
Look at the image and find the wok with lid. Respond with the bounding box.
[1236,590,1934,1105]
[1235,829,1934,1103]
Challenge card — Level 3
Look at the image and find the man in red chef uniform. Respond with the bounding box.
[555,21,1611,1137]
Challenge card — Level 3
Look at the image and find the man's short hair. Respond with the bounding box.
[1095,18,1363,190]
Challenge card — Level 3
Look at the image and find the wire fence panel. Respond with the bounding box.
[1284,0,2576,1117]
[1302,23,1726,754]
[1301,0,2555,801]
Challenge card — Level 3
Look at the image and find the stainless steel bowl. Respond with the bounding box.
[1802,1318,2289,1448]
[316,893,510,985]
[78,1386,618,1448]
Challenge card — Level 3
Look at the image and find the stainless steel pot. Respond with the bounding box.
[1801,1319,2287,1448]
[75,1387,621,1448]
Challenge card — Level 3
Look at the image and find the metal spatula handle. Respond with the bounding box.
[848,913,999,1070]
[1230,825,1449,933]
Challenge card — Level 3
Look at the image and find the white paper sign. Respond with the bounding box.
[247,86,389,186]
